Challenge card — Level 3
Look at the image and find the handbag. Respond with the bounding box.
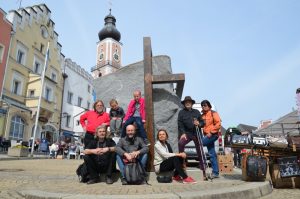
[224,127,241,146]
[277,156,300,178]
[287,136,300,149]
[231,134,250,145]
[246,155,267,181]
[266,136,288,148]
[252,135,267,146]
[156,175,172,183]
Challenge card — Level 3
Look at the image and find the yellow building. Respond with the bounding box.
[1,4,64,144]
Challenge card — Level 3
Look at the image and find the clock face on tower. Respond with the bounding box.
[113,53,119,62]
[99,53,104,61]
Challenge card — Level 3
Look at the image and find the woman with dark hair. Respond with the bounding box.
[201,99,222,178]
[154,129,196,184]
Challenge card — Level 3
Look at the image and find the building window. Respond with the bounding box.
[51,73,57,81]
[67,92,73,104]
[45,87,52,101]
[88,85,91,93]
[9,115,25,140]
[78,97,82,107]
[76,120,80,126]
[66,115,71,127]
[17,50,24,64]
[12,80,21,95]
[0,44,4,63]
[29,90,35,97]
[40,43,44,53]
[34,62,40,74]
[87,101,90,109]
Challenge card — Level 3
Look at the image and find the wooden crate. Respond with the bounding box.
[218,154,233,164]
[270,164,300,188]
[219,163,233,174]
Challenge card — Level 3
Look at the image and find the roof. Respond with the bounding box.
[255,110,300,136]
[237,124,257,133]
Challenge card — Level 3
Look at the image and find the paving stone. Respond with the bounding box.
[0,158,280,199]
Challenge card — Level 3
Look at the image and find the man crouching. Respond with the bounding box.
[84,125,116,184]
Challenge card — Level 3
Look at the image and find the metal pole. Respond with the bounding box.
[30,42,50,156]
[59,64,68,140]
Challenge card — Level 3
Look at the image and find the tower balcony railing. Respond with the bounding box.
[91,61,120,72]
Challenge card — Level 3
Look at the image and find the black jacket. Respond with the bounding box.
[116,136,149,157]
[178,108,205,137]
[109,107,125,119]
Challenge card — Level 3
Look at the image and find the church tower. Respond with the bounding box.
[92,9,122,78]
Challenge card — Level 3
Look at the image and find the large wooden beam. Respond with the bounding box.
[143,37,154,171]
[152,74,185,98]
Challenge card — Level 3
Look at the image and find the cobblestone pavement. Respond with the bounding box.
[0,158,295,199]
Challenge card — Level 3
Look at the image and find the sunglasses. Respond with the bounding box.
[201,104,208,107]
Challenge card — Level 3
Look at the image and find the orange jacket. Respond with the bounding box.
[202,110,221,135]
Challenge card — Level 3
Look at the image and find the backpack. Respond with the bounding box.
[76,163,89,183]
[124,161,147,185]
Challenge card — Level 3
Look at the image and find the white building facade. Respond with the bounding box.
[61,58,95,138]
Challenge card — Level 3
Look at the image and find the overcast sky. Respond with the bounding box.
[1,0,300,128]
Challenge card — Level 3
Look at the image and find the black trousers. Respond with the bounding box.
[84,133,94,148]
[84,153,114,180]
[159,156,188,179]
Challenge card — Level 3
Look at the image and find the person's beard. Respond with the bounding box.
[96,107,104,114]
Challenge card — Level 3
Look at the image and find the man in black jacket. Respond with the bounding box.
[178,96,206,179]
[116,124,149,185]
[84,125,116,184]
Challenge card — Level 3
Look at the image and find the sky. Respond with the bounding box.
[1,0,300,128]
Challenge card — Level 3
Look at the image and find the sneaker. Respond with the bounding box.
[144,139,151,146]
[182,176,197,184]
[106,177,113,184]
[211,173,219,179]
[172,175,182,182]
[86,178,99,185]
[121,178,128,185]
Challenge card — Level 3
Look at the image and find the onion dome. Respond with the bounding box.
[98,9,121,41]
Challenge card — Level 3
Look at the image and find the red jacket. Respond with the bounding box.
[79,110,110,134]
[124,98,146,121]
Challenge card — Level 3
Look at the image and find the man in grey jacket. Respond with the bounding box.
[116,124,149,185]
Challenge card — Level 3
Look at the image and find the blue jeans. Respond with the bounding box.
[117,153,148,178]
[202,134,219,175]
[121,117,147,140]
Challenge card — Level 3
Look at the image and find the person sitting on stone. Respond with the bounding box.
[121,90,150,145]
[109,99,125,137]
[49,142,59,159]
[154,129,197,184]
[83,125,116,184]
[116,124,149,185]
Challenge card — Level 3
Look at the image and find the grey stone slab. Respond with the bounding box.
[93,55,182,150]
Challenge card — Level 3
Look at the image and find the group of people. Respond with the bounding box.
[79,90,221,185]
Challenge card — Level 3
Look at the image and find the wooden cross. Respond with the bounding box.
[143,37,185,170]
